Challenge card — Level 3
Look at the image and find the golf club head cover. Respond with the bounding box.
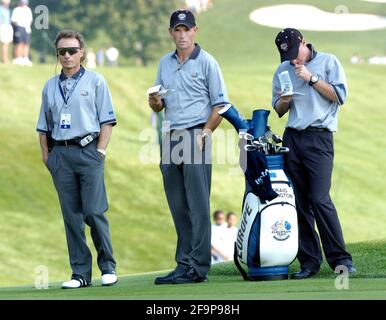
[242,150,278,202]
[251,109,270,139]
[218,104,251,135]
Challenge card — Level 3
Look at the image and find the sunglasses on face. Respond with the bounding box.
[57,47,80,56]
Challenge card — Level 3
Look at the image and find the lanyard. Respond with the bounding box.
[58,69,84,105]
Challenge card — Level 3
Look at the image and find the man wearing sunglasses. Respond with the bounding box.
[36,30,118,289]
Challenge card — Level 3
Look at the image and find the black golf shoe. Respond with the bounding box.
[172,266,208,284]
[290,268,317,280]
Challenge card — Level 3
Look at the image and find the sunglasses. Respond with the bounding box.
[57,47,81,56]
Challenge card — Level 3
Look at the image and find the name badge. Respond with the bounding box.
[60,113,71,129]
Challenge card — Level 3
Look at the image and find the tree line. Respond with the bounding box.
[28,0,181,65]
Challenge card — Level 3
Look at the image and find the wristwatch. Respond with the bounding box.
[309,75,319,86]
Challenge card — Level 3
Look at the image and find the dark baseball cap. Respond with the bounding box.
[275,28,303,62]
[170,9,196,29]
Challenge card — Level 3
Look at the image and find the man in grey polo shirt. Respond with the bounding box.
[36,30,118,289]
[272,28,355,279]
[149,9,229,284]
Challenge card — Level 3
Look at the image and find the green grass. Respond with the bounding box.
[0,0,386,290]
[0,240,385,300]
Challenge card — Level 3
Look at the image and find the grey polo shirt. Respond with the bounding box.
[36,66,117,140]
[154,44,229,130]
[272,44,347,132]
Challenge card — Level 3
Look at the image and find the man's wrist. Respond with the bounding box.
[308,74,319,86]
[202,132,210,140]
[202,128,212,139]
[97,148,106,156]
[202,128,212,135]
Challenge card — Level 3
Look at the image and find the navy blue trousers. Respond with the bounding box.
[283,128,352,272]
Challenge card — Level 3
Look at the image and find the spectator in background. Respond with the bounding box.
[350,53,363,65]
[185,0,213,13]
[211,211,239,264]
[11,0,33,66]
[106,46,119,67]
[368,53,386,65]
[87,48,96,69]
[212,210,226,228]
[211,210,228,263]
[226,211,238,242]
[0,0,13,64]
[224,212,238,260]
[96,48,104,67]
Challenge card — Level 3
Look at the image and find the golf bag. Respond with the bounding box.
[218,104,298,280]
[234,154,298,280]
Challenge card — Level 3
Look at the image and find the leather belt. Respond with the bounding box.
[304,126,329,132]
[170,123,206,134]
[52,133,99,147]
[52,138,81,146]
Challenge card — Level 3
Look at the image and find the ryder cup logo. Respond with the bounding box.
[271,219,291,241]
[178,13,187,21]
[280,43,289,52]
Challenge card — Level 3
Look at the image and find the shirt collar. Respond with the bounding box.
[172,43,201,61]
[307,43,317,61]
[59,65,85,82]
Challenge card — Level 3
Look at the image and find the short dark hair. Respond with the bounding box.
[227,212,236,219]
[54,29,86,63]
[213,210,224,219]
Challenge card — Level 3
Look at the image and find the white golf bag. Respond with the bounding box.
[234,154,298,280]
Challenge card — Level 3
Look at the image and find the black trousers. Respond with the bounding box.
[283,128,352,272]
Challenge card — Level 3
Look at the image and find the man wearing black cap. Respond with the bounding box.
[271,28,355,279]
[148,9,229,284]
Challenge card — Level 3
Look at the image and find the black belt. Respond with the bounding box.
[170,122,205,133]
[52,139,80,146]
[304,126,329,132]
[287,126,329,133]
[52,133,99,147]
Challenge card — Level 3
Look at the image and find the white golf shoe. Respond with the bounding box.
[62,276,91,289]
[101,273,118,286]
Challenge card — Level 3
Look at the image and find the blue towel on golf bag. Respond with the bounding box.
[243,150,278,202]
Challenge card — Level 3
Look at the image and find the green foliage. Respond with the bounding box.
[28,0,180,64]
